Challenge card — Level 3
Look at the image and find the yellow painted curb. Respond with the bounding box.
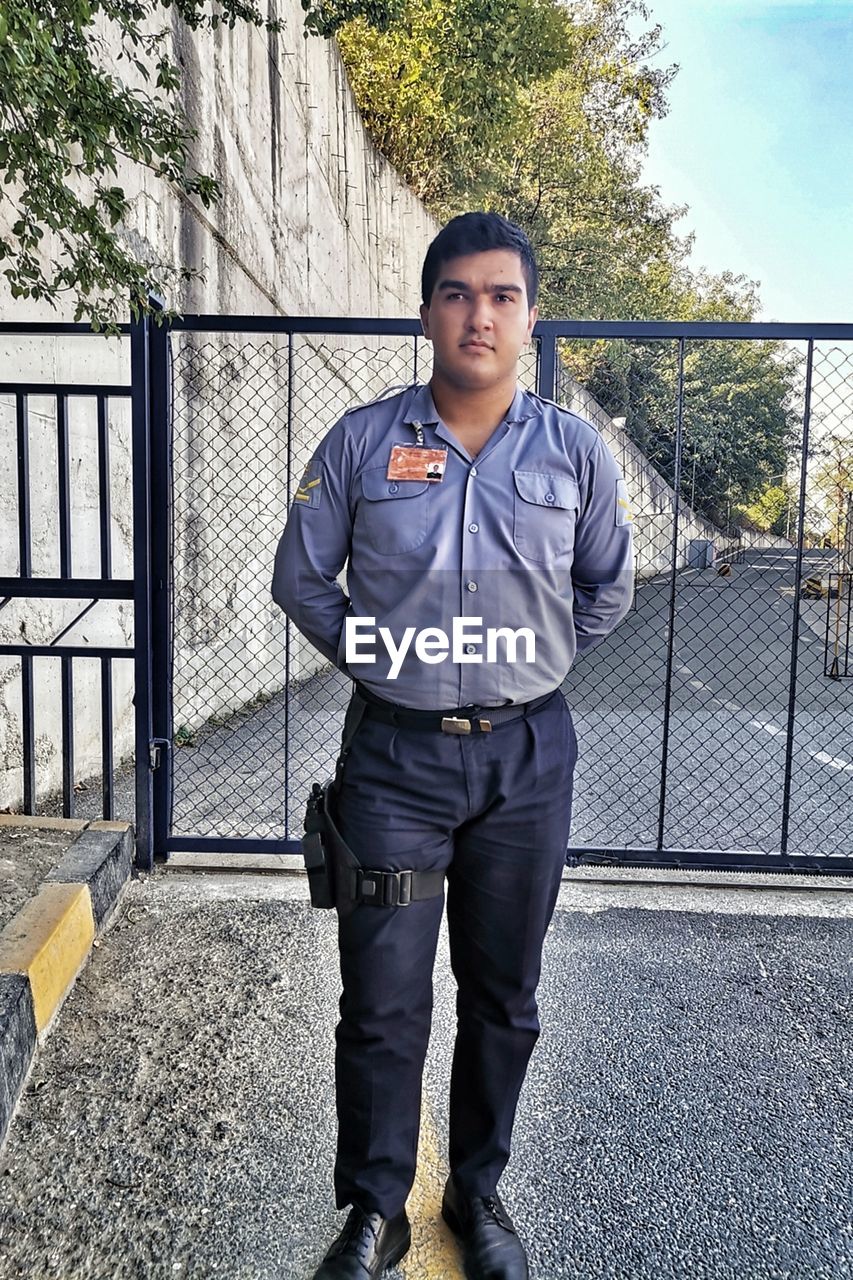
[0,882,95,1034]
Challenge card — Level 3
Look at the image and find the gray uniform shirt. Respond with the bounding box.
[271,381,634,709]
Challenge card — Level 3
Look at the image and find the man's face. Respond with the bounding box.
[419,249,538,390]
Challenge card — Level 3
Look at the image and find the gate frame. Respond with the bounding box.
[139,313,853,875]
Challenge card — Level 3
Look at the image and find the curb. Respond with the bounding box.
[0,817,134,1154]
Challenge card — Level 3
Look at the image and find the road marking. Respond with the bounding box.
[754,947,771,982]
[749,720,783,736]
[814,752,853,773]
[676,663,853,774]
[401,1095,464,1278]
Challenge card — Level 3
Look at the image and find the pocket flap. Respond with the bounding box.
[361,467,429,501]
[513,470,579,510]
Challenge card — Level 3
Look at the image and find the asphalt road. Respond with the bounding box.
[563,547,852,860]
[0,870,851,1280]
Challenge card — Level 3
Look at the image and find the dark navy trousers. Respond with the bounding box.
[331,687,578,1219]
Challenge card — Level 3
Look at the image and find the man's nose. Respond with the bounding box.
[467,297,494,329]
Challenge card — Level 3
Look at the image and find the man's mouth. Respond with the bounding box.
[462,341,493,350]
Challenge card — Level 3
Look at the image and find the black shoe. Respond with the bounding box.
[311,1205,411,1279]
[441,1176,529,1280]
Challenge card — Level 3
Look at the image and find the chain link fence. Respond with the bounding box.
[165,326,852,863]
[554,336,852,861]
[2,321,849,870]
[168,332,538,841]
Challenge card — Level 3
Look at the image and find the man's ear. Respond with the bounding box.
[419,302,431,340]
[526,304,539,343]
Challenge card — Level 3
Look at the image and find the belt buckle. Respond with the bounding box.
[477,718,492,732]
[441,716,471,734]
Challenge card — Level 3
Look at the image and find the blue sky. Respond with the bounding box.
[635,0,853,321]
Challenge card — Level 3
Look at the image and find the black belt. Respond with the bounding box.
[354,683,557,734]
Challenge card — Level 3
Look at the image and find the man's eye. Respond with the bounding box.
[496,294,514,303]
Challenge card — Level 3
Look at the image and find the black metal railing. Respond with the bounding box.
[0,371,135,821]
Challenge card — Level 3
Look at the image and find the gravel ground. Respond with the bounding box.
[0,869,851,1280]
[0,827,80,934]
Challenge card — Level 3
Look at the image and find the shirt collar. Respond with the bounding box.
[402,381,537,427]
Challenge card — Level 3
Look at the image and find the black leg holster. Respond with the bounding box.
[301,687,444,912]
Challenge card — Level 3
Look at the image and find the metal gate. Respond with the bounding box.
[0,325,136,825]
[4,313,851,874]
[128,314,853,875]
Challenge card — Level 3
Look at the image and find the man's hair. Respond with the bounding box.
[421,212,539,309]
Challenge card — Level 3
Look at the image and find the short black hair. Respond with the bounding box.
[421,211,539,309]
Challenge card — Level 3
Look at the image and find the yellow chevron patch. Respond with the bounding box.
[615,479,633,525]
[294,463,323,509]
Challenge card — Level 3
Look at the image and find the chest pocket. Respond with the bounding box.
[513,470,580,565]
[357,466,430,555]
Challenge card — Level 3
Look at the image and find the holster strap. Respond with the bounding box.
[322,775,446,910]
[351,866,445,908]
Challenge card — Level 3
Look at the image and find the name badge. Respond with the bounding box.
[386,443,448,482]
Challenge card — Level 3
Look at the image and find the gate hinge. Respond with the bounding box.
[149,737,171,770]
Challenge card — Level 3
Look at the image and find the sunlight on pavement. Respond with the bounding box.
[401,1096,465,1279]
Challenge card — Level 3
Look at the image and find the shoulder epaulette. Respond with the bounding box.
[342,383,419,416]
[527,389,603,434]
[527,389,575,414]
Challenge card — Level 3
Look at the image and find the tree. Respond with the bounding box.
[811,425,853,552]
[336,0,578,208]
[494,68,686,321]
[334,0,807,532]
[337,0,694,322]
[337,0,677,223]
[576,272,803,525]
[737,484,796,538]
[0,0,398,331]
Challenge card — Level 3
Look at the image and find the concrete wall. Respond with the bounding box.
[0,2,789,810]
[739,529,794,553]
[557,378,788,575]
[0,1,439,810]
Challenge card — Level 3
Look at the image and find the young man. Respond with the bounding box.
[272,212,634,1279]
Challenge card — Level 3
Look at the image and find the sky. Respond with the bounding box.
[634,0,853,321]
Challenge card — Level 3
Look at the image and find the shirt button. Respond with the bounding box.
[388,482,399,494]
[465,644,477,654]
[470,466,478,477]
[545,492,555,503]
[467,581,478,592]
[468,522,479,533]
